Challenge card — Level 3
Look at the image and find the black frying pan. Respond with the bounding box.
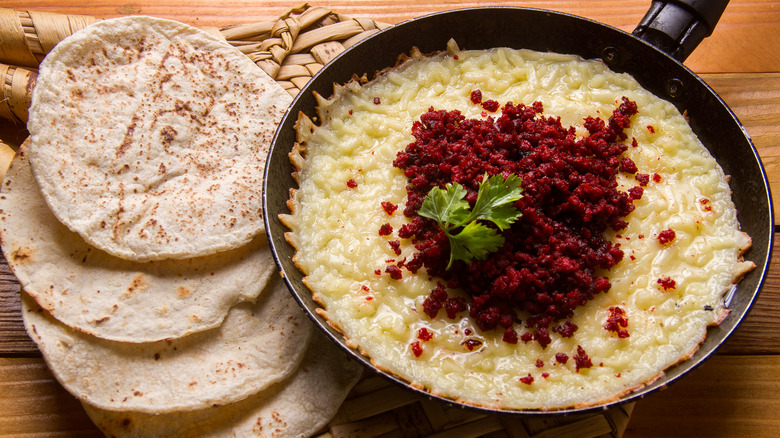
[263,0,773,415]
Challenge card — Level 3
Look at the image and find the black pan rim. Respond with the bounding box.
[263,5,774,416]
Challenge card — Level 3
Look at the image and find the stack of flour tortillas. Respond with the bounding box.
[0,15,361,437]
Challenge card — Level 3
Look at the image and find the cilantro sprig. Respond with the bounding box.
[418,173,524,268]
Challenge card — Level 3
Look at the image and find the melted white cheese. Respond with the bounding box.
[286,44,753,410]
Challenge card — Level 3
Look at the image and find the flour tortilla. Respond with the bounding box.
[27,15,292,262]
[82,331,362,437]
[0,144,277,342]
[22,274,313,413]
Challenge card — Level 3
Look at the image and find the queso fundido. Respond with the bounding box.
[283,42,754,410]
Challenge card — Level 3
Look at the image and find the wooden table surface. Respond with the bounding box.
[1,1,779,437]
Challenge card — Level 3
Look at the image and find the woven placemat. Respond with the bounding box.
[0,5,635,437]
[0,4,390,124]
[319,371,634,438]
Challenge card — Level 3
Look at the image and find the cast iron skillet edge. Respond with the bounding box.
[263,5,773,416]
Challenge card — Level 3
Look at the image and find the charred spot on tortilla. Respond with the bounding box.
[27,16,292,262]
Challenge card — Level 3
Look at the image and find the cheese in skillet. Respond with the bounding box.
[283,42,753,410]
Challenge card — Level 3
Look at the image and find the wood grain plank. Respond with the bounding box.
[0,358,102,437]
[701,72,780,224]
[2,355,777,437]
[0,0,778,73]
[2,235,780,357]
[0,2,776,436]
[1,73,780,356]
[625,355,780,437]
[718,238,780,355]
[0,257,31,356]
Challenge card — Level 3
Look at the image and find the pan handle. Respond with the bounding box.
[632,0,730,62]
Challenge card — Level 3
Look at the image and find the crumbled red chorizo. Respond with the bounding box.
[392,98,642,346]
[652,173,662,183]
[620,157,638,173]
[657,228,676,244]
[647,125,655,133]
[462,339,483,351]
[411,341,423,357]
[470,89,482,104]
[423,282,468,319]
[628,185,644,200]
[574,345,593,371]
[482,99,499,112]
[604,306,630,338]
[346,179,358,188]
[552,319,578,338]
[658,277,676,290]
[535,359,544,368]
[555,352,569,364]
[373,97,381,105]
[379,223,393,236]
[381,201,398,215]
[444,296,467,319]
[503,327,518,344]
[385,265,403,280]
[417,327,433,341]
[388,240,402,255]
[534,326,552,349]
[422,297,442,319]
[519,374,534,384]
[700,198,712,212]
[635,173,650,186]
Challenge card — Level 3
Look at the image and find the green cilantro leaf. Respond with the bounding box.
[448,221,506,265]
[418,182,470,228]
[418,173,524,268]
[470,173,525,230]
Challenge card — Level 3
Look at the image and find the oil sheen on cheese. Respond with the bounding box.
[285,43,753,410]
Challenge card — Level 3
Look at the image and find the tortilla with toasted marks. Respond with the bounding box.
[0,143,277,342]
[27,15,292,262]
[81,331,362,437]
[22,274,313,413]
